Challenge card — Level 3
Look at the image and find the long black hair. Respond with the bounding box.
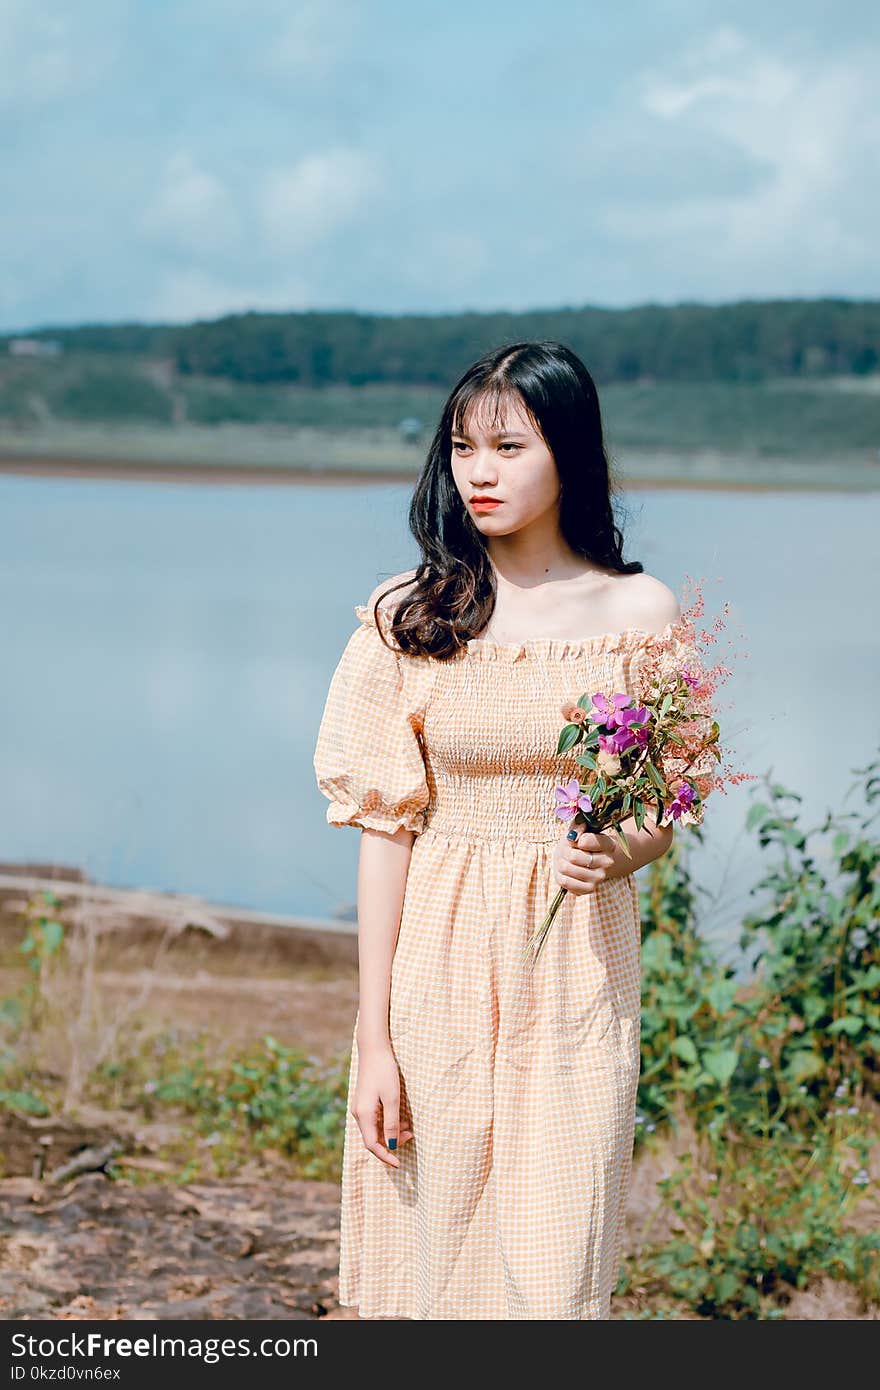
[373,339,644,660]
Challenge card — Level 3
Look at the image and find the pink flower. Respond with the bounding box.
[554,777,593,821]
[598,713,650,755]
[589,691,632,728]
[620,704,649,728]
[599,727,636,755]
[666,781,698,821]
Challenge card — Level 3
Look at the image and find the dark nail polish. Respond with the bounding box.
[388,1137,397,1150]
[567,829,578,841]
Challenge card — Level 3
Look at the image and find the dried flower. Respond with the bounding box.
[520,576,753,970]
[560,701,587,724]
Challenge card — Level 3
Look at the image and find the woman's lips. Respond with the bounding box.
[471,499,503,511]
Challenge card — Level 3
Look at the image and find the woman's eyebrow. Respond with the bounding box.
[452,429,529,440]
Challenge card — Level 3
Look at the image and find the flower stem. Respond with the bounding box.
[520,885,569,971]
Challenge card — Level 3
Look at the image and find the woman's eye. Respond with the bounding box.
[452,441,520,454]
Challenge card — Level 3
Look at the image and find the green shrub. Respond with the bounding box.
[637,834,742,1136]
[94,1031,350,1181]
[637,752,880,1142]
[617,1121,878,1318]
[735,760,880,1122]
[51,366,173,422]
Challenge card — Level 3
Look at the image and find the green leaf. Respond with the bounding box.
[702,1048,739,1086]
[633,798,646,831]
[670,1036,698,1065]
[784,1051,825,1081]
[41,920,65,953]
[645,760,666,792]
[847,965,880,991]
[714,1272,740,1305]
[557,725,582,754]
[705,979,737,1015]
[613,824,633,859]
[827,1016,863,1036]
[746,802,769,831]
[0,1089,49,1116]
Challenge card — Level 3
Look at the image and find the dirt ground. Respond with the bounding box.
[0,870,877,1321]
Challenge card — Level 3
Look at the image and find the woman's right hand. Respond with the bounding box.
[351,1040,413,1168]
[552,826,616,895]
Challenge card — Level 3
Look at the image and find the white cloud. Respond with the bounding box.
[597,26,880,293]
[264,0,358,77]
[397,231,489,292]
[149,267,311,323]
[176,0,360,82]
[0,0,119,109]
[259,147,384,254]
[140,152,241,254]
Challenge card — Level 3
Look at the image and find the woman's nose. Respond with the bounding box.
[469,453,499,481]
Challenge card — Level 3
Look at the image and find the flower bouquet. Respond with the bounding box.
[520,583,746,970]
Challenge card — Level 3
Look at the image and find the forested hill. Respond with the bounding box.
[4,298,879,386]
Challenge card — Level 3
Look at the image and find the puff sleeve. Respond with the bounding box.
[313,604,430,835]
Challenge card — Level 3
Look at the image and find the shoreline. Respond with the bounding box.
[2,451,878,493]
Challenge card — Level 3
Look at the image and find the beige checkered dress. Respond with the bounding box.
[314,598,687,1320]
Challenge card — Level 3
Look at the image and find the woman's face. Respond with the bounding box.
[450,392,560,537]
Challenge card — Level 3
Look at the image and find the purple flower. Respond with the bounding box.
[589,691,632,728]
[666,781,697,821]
[554,777,593,821]
[681,666,700,690]
[619,704,649,728]
[600,727,638,755]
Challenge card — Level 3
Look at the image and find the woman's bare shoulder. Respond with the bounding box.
[365,568,420,614]
[613,572,681,631]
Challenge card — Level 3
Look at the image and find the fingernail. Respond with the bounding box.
[567,829,578,841]
[388,1137,397,1150]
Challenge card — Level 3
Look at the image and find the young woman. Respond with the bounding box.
[313,339,687,1320]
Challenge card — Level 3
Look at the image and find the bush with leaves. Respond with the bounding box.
[637,752,879,1141]
[636,831,743,1137]
[628,752,880,1316]
[617,1117,878,1318]
[118,1032,350,1180]
[733,757,880,1126]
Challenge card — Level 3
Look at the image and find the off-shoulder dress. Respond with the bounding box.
[313,598,691,1320]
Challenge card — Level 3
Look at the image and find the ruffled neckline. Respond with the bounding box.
[353,603,682,660]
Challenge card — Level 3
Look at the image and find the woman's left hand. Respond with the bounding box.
[551,827,617,895]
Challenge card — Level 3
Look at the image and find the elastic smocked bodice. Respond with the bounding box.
[351,601,684,844]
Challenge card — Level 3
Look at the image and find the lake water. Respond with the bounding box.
[1,472,877,965]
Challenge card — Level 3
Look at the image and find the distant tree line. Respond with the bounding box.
[4,298,879,386]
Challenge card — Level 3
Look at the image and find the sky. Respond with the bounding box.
[2,0,879,332]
